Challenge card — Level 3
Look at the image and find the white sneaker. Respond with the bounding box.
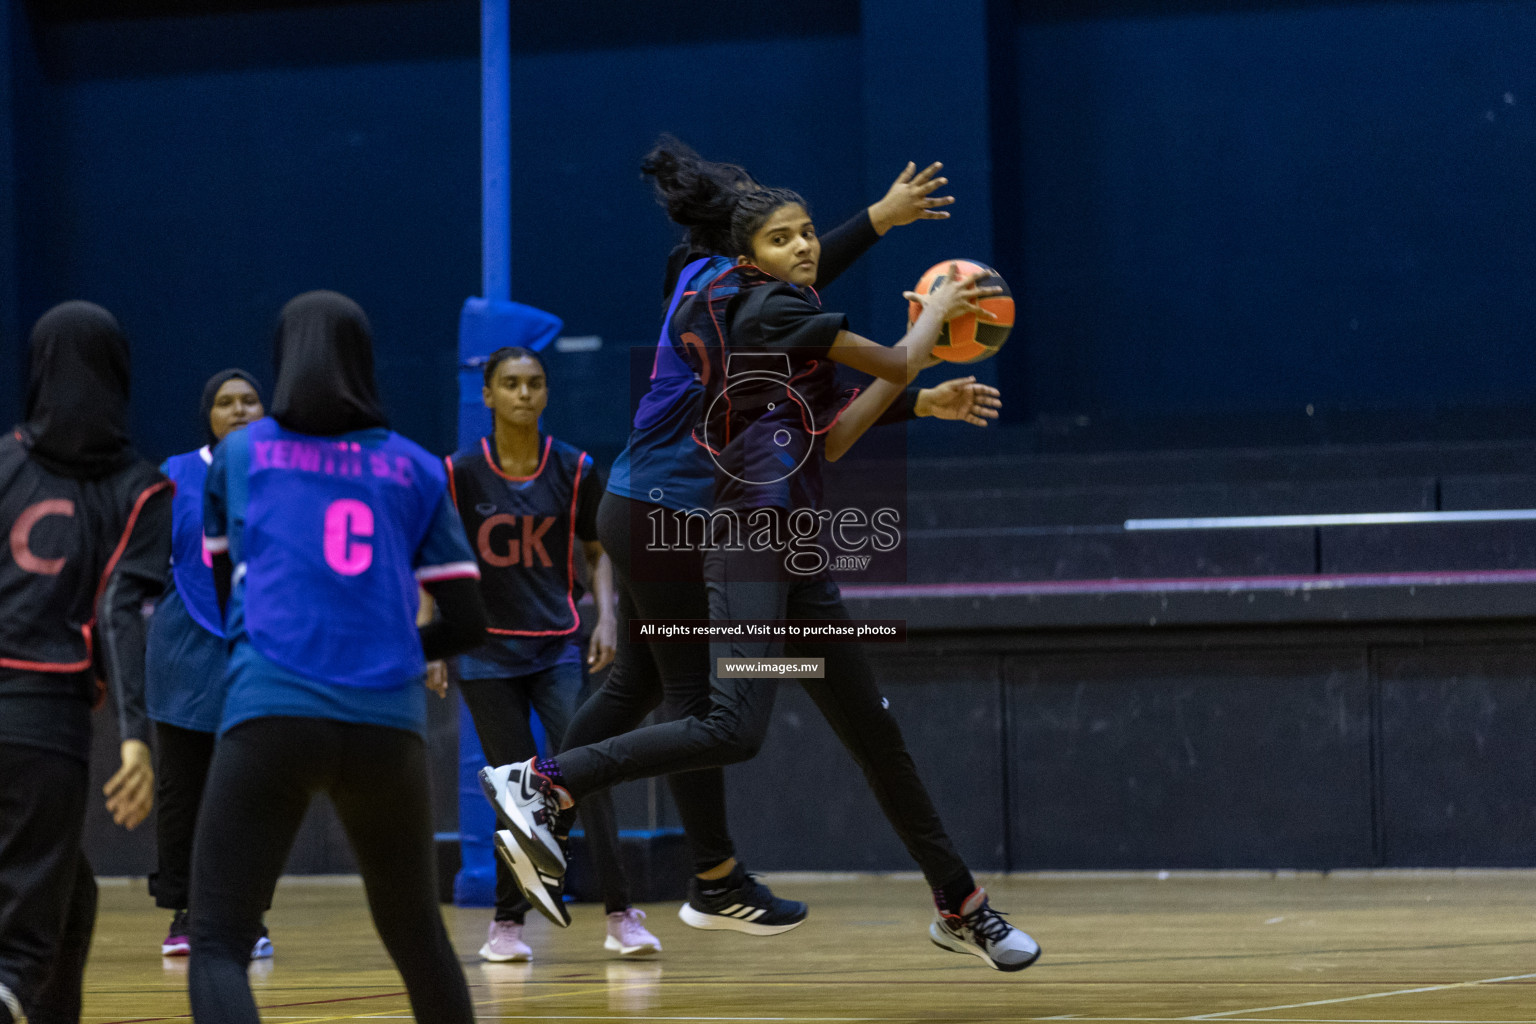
[493,829,571,928]
[480,760,567,876]
[928,888,1040,972]
[479,920,532,962]
[604,908,661,956]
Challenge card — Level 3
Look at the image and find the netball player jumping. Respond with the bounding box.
[187,291,488,1024]
[543,137,987,936]
[447,344,660,959]
[487,185,1039,971]
[145,369,270,959]
[0,302,172,1024]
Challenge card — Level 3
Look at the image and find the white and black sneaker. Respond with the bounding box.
[678,868,808,936]
[493,829,571,928]
[929,888,1040,972]
[480,759,567,877]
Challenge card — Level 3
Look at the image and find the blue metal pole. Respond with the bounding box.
[481,0,510,302]
[455,0,512,908]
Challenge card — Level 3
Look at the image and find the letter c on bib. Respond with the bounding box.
[10,499,75,576]
[323,499,374,575]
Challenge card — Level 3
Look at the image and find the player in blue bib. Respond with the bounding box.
[446,345,660,959]
[488,184,1040,973]
[144,369,266,959]
[534,138,996,934]
[188,292,488,1024]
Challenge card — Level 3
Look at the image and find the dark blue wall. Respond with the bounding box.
[15,0,481,457]
[1015,0,1536,433]
[4,0,875,462]
[0,5,17,432]
[5,0,1536,460]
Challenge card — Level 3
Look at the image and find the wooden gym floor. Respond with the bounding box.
[82,872,1535,1023]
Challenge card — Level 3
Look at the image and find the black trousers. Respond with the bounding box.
[187,717,471,1024]
[460,663,630,917]
[558,493,735,873]
[0,744,97,1024]
[150,721,217,912]
[557,531,971,891]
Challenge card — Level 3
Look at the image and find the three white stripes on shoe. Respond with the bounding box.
[719,904,769,921]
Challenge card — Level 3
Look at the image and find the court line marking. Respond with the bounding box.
[83,961,1536,1023]
[268,983,633,1024]
[1046,937,1536,970]
[82,1018,1536,1024]
[91,988,412,1024]
[291,1018,1536,1024]
[1184,972,1536,1019]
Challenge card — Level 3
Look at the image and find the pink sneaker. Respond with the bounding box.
[479,920,532,962]
[604,908,661,956]
[161,910,190,956]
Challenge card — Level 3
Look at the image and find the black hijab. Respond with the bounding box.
[269,291,387,437]
[18,301,138,480]
[199,368,262,447]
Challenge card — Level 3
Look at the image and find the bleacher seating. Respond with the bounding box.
[867,438,1536,584]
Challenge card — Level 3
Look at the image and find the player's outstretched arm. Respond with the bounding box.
[826,376,911,462]
[915,377,1002,427]
[869,161,953,235]
[819,161,953,289]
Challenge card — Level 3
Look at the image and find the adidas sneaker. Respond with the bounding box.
[677,869,807,936]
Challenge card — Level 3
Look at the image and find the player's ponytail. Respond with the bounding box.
[642,134,760,255]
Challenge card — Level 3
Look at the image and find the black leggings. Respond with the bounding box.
[0,744,96,1024]
[188,717,471,1024]
[556,528,971,891]
[150,721,216,912]
[559,493,736,873]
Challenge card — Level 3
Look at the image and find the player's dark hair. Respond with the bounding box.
[729,187,811,259]
[641,134,761,256]
[482,346,546,388]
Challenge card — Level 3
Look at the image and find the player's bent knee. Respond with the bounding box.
[697,714,767,764]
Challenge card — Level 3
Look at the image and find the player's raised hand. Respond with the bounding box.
[904,265,1002,323]
[869,161,954,235]
[916,377,1002,427]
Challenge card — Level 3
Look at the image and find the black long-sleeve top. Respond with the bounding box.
[0,432,172,760]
